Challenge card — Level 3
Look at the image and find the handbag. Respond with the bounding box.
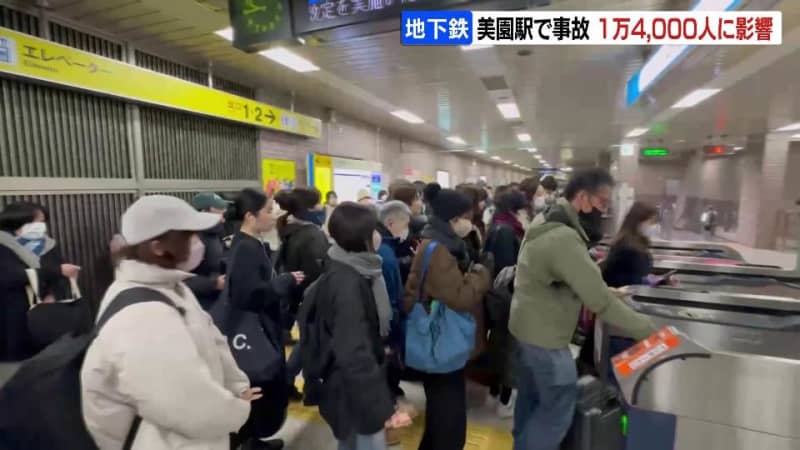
[405,241,476,374]
[25,270,92,351]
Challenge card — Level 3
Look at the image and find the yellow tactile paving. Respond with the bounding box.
[286,337,512,450]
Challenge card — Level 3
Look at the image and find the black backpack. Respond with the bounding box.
[0,287,182,450]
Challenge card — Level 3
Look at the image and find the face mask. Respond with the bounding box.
[640,223,659,238]
[534,196,547,212]
[19,222,47,240]
[394,227,410,242]
[452,218,473,238]
[578,209,604,244]
[177,237,205,272]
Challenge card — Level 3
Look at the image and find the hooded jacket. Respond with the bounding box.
[81,259,250,450]
[510,199,655,349]
[276,217,330,307]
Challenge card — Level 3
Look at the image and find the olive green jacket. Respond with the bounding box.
[509,199,655,349]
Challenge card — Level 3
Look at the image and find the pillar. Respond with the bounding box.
[610,144,639,231]
[754,133,791,249]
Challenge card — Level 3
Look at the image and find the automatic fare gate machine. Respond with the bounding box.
[597,288,800,450]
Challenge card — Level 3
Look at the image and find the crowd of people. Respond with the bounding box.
[0,168,668,450]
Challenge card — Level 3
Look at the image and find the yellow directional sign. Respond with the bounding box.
[0,26,322,139]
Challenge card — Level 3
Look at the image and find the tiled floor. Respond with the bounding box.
[273,380,514,450]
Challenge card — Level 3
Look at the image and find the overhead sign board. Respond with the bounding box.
[292,0,471,35]
[703,145,733,156]
[641,148,669,157]
[229,0,294,52]
[0,26,322,139]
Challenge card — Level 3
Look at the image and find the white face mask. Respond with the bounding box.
[372,230,382,252]
[452,218,473,238]
[640,223,659,238]
[396,227,410,242]
[19,222,47,240]
[177,236,205,272]
[534,196,547,211]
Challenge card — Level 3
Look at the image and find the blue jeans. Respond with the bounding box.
[513,341,578,450]
[337,431,387,450]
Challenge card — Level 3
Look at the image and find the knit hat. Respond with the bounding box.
[427,184,472,222]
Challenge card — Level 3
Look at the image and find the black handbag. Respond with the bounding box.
[25,271,92,352]
[210,298,283,383]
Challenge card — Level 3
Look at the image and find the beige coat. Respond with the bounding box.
[81,260,250,450]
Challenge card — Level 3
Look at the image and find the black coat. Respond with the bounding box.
[484,223,521,278]
[185,225,227,310]
[227,232,294,318]
[0,236,58,361]
[276,221,329,308]
[602,241,653,288]
[314,260,394,440]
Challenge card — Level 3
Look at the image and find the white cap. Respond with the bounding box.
[121,195,220,246]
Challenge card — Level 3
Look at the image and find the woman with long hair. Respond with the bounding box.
[602,202,660,288]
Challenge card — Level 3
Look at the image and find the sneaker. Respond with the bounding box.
[496,390,517,419]
[287,384,303,402]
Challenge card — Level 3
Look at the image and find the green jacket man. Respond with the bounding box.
[509,168,655,450]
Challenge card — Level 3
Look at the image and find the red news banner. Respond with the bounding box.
[471,11,782,45]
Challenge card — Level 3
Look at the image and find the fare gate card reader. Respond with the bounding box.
[611,327,711,450]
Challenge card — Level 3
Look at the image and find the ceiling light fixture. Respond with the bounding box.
[497,102,521,120]
[391,110,424,124]
[733,146,744,151]
[626,128,649,138]
[562,167,573,172]
[776,122,800,132]
[517,133,532,142]
[526,147,537,153]
[475,149,487,154]
[671,88,721,108]
[447,136,466,145]
[260,48,319,72]
[791,134,800,140]
[491,156,502,161]
[214,27,233,41]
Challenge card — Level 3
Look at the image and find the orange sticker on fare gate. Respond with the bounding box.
[612,327,681,378]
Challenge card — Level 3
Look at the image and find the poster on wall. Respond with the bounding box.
[262,158,296,195]
[307,154,383,202]
[436,170,451,188]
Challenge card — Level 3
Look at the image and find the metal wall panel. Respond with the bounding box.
[140,107,259,180]
[0,78,131,178]
[0,193,136,305]
[49,22,124,60]
[144,190,241,204]
[0,5,38,35]
[213,76,255,99]
[134,50,207,85]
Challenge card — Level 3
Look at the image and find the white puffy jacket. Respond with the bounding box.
[81,260,250,450]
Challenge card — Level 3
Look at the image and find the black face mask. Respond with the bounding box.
[578,209,604,245]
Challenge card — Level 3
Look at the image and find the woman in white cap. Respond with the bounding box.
[80,195,259,450]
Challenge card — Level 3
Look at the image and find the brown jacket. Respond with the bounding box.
[403,240,492,357]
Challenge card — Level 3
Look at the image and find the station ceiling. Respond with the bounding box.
[29,0,800,170]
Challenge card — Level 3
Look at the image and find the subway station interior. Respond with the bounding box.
[1,0,800,450]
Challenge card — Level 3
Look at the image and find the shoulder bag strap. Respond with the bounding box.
[417,241,439,304]
[94,286,185,450]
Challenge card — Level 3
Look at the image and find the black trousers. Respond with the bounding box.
[418,369,467,450]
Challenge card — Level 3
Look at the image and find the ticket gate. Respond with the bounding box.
[596,289,800,450]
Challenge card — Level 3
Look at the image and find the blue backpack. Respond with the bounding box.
[405,241,476,373]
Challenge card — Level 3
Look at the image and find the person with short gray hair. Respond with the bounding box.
[376,200,412,400]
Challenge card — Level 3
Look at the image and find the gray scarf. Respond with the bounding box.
[0,231,40,269]
[327,244,392,338]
